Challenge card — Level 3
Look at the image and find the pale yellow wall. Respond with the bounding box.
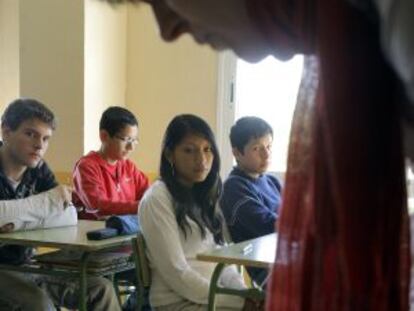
[126,5,219,174]
[19,0,84,172]
[84,0,127,152]
[0,2,219,177]
[0,0,20,113]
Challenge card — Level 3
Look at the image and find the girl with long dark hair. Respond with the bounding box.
[138,114,246,311]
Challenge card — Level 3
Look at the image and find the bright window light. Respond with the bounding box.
[235,55,303,172]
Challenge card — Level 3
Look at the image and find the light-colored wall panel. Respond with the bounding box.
[1,2,219,177]
[126,5,219,174]
[19,0,84,172]
[0,0,20,113]
[84,0,127,153]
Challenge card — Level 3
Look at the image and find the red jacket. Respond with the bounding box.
[72,151,149,220]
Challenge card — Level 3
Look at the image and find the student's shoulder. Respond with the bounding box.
[139,180,173,216]
[31,159,55,177]
[29,160,57,190]
[29,160,54,181]
[122,157,139,165]
[74,151,105,171]
[74,151,101,169]
[36,159,53,172]
[223,173,253,190]
[141,180,172,205]
[264,174,282,189]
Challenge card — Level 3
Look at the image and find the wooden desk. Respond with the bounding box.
[197,233,277,311]
[0,220,135,311]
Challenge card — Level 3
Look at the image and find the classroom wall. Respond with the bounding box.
[0,0,20,112]
[18,0,84,172]
[126,5,219,176]
[0,2,219,179]
[84,0,127,152]
[0,0,128,171]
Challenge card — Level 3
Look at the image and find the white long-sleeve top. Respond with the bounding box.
[138,180,245,309]
[0,187,77,231]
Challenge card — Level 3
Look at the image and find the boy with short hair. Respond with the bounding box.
[220,116,282,285]
[0,98,121,311]
[72,106,149,219]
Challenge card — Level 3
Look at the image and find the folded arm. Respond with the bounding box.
[0,187,68,228]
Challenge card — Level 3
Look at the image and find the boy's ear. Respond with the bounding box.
[232,147,243,161]
[99,130,110,143]
[1,125,12,141]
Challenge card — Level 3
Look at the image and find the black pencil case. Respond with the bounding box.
[86,228,119,240]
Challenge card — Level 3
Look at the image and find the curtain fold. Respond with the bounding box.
[246,0,410,309]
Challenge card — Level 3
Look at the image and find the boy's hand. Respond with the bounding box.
[54,185,73,207]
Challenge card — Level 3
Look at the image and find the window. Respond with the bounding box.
[217,52,303,178]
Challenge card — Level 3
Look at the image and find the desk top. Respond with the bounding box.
[0,220,134,251]
[197,233,277,269]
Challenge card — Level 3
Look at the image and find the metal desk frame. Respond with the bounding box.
[197,233,277,311]
[0,220,135,311]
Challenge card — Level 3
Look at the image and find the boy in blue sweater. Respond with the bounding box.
[220,116,282,285]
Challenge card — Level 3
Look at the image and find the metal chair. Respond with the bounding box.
[131,232,151,311]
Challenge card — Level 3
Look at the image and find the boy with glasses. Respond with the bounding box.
[73,106,149,219]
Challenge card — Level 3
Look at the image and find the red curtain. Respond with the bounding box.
[246,0,410,310]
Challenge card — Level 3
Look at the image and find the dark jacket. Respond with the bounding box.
[220,167,282,243]
[0,148,57,265]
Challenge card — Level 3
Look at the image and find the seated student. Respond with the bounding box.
[220,116,282,285]
[0,98,121,311]
[139,114,264,311]
[73,106,149,219]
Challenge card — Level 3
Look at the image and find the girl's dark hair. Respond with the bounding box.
[160,114,224,244]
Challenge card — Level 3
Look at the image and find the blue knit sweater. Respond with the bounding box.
[220,167,282,286]
[220,167,282,243]
[220,167,282,285]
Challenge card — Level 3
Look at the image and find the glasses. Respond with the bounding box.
[114,135,139,146]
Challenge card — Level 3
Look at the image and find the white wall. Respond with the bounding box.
[18,0,84,171]
[0,1,220,177]
[84,0,127,152]
[126,5,219,175]
[0,0,20,113]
